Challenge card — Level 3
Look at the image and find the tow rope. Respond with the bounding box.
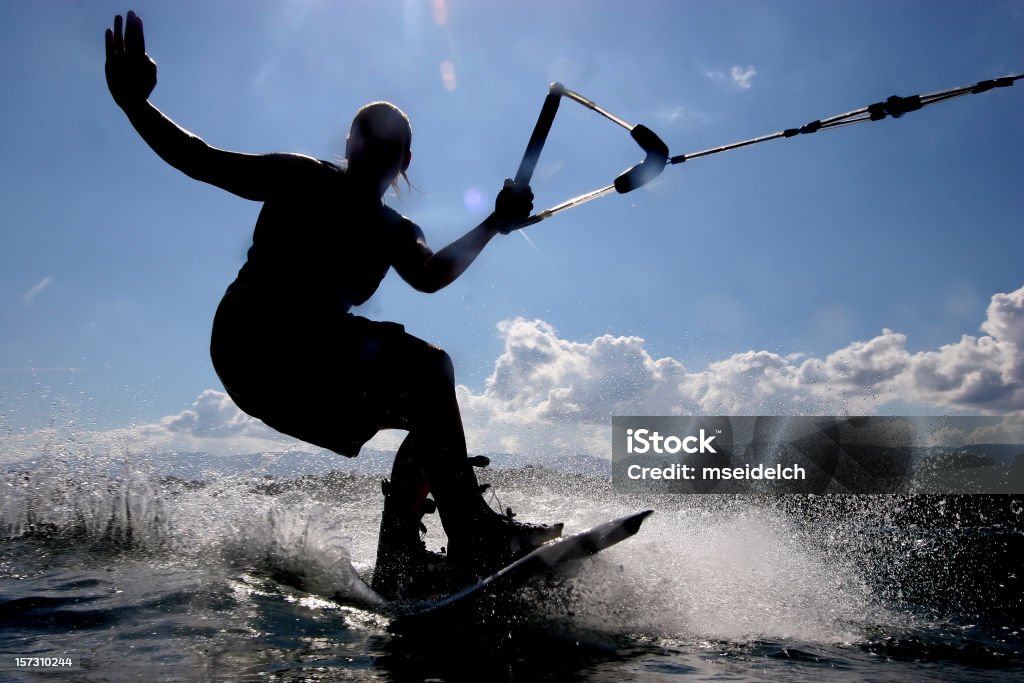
[511,74,1022,229]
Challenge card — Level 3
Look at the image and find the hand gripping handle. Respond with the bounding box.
[509,83,671,229]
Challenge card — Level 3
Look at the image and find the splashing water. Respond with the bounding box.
[1,444,1022,680]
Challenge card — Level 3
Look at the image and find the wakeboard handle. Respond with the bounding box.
[512,82,669,229]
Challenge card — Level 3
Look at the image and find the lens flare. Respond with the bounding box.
[440,60,456,92]
[463,187,484,212]
[432,0,448,27]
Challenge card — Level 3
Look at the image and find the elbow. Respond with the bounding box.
[411,272,454,294]
[415,280,446,295]
[412,262,455,293]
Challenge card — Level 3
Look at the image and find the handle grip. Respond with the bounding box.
[613,124,669,193]
[514,83,566,185]
[508,83,673,229]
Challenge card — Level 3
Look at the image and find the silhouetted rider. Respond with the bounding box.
[105,10,561,599]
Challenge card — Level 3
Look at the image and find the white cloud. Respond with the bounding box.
[162,389,259,437]
[704,68,726,84]
[968,415,1024,444]
[457,285,1024,455]
[7,286,1023,464]
[657,105,708,128]
[980,287,1024,347]
[90,389,298,458]
[23,276,53,306]
[730,65,757,90]
[704,65,758,91]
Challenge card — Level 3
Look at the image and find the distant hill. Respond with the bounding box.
[62,447,614,482]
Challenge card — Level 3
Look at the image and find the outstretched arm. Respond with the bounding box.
[395,182,534,293]
[105,11,319,201]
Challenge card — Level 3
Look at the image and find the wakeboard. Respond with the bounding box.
[395,509,654,622]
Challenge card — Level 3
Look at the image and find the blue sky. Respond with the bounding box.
[1,1,1022,456]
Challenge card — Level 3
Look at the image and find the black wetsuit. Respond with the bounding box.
[210,160,431,456]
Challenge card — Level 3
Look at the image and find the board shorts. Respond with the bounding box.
[210,286,443,457]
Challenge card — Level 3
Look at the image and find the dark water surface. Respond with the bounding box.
[1,457,1022,681]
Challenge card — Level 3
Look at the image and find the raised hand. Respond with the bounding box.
[104,10,157,109]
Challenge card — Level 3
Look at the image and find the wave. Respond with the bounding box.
[2,447,1022,648]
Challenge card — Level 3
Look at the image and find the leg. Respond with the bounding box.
[386,345,487,528]
[371,434,447,599]
[384,435,432,521]
[220,312,560,585]
[374,342,562,567]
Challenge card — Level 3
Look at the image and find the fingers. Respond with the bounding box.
[494,180,534,233]
[110,14,123,56]
[501,178,532,198]
[107,11,145,57]
[504,183,533,205]
[125,10,145,56]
